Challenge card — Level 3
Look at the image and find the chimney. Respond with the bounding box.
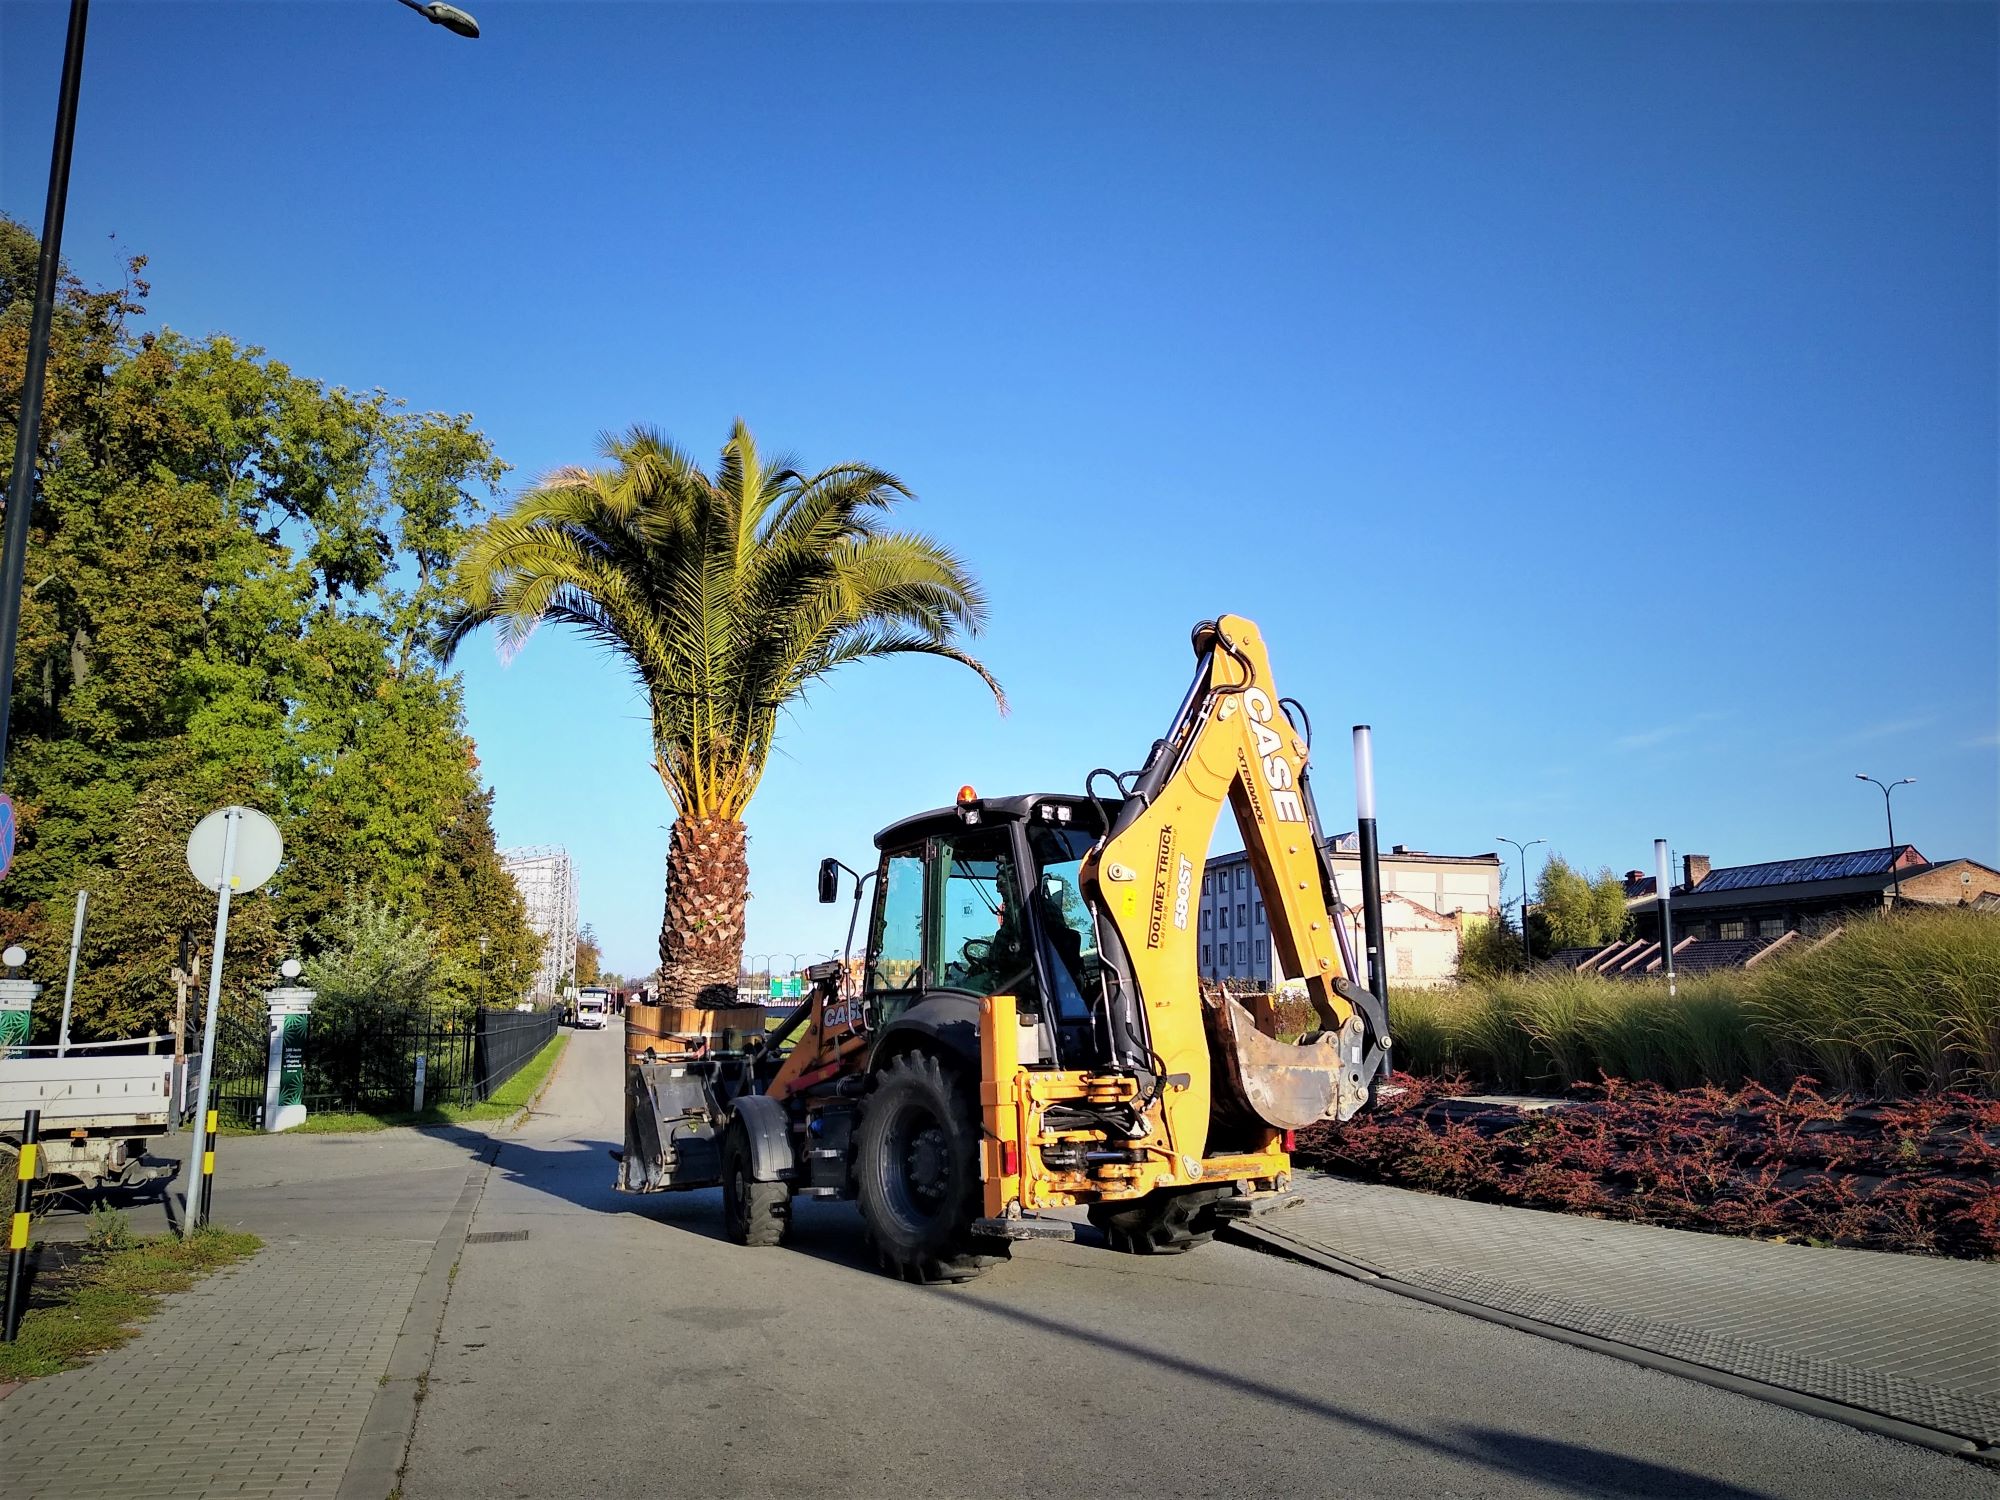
[1684,854,1710,891]
[1625,869,1645,883]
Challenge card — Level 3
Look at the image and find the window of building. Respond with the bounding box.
[1236,940,1247,965]
[1757,918,1783,939]
[1219,908,1229,929]
[1719,920,1747,941]
[1201,945,1212,970]
[1235,868,1246,891]
[1236,903,1247,928]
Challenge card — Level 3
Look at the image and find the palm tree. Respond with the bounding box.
[443,421,1003,1007]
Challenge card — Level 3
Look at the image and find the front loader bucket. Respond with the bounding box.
[1206,991,1368,1130]
[620,1058,725,1193]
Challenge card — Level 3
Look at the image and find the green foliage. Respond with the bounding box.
[1390,908,1997,1095]
[305,894,444,1029]
[1456,908,1528,980]
[1530,855,1631,954]
[85,1204,136,1252]
[575,923,602,987]
[445,421,1004,821]
[0,217,532,1039]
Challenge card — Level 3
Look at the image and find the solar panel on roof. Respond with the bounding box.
[1695,849,1899,892]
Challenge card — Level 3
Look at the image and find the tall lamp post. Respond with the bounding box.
[1495,837,1545,963]
[1855,774,1915,905]
[0,0,478,798]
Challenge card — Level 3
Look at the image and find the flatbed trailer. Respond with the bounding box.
[1,1044,180,1196]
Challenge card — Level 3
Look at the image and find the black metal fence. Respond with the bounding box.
[209,1006,562,1128]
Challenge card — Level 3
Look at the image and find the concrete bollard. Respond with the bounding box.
[262,985,316,1132]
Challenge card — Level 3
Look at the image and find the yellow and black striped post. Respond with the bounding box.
[195,1108,218,1229]
[3,1107,39,1343]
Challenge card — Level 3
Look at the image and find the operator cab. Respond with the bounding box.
[848,791,1117,1070]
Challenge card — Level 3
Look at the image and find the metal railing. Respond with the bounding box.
[204,1005,560,1128]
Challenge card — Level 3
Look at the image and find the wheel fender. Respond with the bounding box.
[730,1094,794,1182]
[869,992,981,1072]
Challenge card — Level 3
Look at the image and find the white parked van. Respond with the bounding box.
[574,988,612,1029]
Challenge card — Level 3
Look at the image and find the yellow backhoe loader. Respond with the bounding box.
[615,613,1391,1280]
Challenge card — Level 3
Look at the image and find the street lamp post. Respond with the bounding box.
[1855,774,1916,905]
[0,0,90,799]
[0,0,478,800]
[1495,837,1545,963]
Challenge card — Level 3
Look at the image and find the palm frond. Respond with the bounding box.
[447,420,1002,817]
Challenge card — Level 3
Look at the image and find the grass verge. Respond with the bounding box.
[0,1227,262,1381]
[278,1032,571,1135]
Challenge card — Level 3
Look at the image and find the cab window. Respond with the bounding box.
[868,848,926,1008]
[929,825,1033,1000]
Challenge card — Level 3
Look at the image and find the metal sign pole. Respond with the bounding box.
[184,810,240,1236]
[56,888,86,1056]
[1655,837,1677,1001]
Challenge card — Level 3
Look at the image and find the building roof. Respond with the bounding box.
[1692,846,1918,894]
[1209,838,1500,869]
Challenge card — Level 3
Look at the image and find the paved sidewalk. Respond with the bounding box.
[0,1126,499,1500]
[1233,1175,2000,1454]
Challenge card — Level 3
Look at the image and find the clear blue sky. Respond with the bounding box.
[5,2,1994,977]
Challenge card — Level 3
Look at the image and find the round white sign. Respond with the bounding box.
[186,806,284,895]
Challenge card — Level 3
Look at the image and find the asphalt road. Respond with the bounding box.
[402,1028,1992,1500]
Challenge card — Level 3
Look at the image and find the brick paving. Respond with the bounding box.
[1248,1175,2000,1447]
[0,1236,430,1499]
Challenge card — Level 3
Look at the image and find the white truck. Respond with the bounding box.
[0,1044,181,1198]
[573,988,611,1029]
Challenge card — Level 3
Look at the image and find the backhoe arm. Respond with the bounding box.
[1081,614,1388,1129]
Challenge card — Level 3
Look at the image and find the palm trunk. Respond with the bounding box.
[658,815,749,1009]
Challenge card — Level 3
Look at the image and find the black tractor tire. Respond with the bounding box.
[720,1119,790,1248]
[1088,1185,1229,1255]
[855,1052,1007,1284]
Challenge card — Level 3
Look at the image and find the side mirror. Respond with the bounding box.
[817,857,841,904]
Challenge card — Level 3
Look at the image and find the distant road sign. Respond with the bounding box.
[0,792,14,882]
[186,806,283,894]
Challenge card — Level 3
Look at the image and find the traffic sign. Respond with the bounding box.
[186,807,283,894]
[0,792,14,882]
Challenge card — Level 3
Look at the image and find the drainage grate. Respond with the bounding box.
[464,1230,529,1244]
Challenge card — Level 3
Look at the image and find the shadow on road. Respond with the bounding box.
[948,1294,1779,1500]
[405,1117,895,1276]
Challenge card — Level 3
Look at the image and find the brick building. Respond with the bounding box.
[1630,847,2000,944]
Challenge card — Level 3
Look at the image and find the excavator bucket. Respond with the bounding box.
[1205,990,1370,1130]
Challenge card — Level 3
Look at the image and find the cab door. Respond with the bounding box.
[865,842,928,1028]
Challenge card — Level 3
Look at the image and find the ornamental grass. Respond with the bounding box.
[1382,908,1997,1097]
